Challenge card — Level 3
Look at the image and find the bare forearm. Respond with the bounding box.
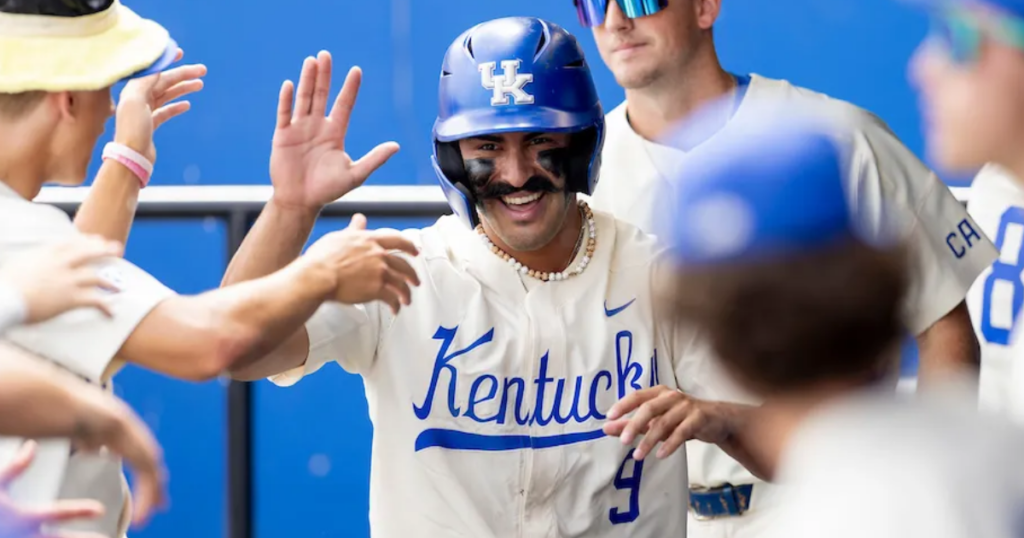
[122,259,331,380]
[73,161,141,245]
[222,200,319,286]
[916,301,980,389]
[0,343,100,439]
[713,403,775,482]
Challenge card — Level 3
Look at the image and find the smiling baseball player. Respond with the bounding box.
[220,17,769,537]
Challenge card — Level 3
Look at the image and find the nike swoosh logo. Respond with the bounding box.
[604,298,636,318]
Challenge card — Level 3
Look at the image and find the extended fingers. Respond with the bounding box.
[293,56,318,119]
[371,232,418,258]
[328,66,362,130]
[634,399,692,460]
[350,142,400,184]
[381,269,413,308]
[152,101,192,129]
[152,64,207,95]
[277,80,295,129]
[607,386,665,420]
[618,390,680,446]
[155,79,204,109]
[311,51,333,118]
[383,252,420,288]
[19,499,105,524]
[0,440,37,485]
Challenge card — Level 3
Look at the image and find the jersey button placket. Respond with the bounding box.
[520,289,546,537]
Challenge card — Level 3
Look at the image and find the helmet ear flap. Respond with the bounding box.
[566,127,600,194]
[433,141,481,228]
[436,141,469,188]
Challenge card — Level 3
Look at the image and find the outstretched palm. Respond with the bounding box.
[270,51,400,209]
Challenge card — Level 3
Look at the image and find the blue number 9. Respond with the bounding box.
[609,452,644,524]
[981,207,1024,345]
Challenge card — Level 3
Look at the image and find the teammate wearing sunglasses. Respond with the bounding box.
[571,0,997,534]
[910,0,1024,421]
[643,101,1024,538]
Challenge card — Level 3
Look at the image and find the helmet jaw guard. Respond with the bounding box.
[431,17,605,229]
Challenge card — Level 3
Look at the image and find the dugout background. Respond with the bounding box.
[94,1,939,537]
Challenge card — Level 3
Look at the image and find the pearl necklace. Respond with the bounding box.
[476,200,597,282]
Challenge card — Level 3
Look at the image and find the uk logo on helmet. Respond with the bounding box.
[479,60,535,106]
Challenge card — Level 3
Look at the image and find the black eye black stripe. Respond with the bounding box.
[0,0,115,17]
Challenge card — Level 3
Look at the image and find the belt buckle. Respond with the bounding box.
[688,483,751,521]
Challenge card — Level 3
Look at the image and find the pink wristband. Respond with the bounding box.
[102,142,153,187]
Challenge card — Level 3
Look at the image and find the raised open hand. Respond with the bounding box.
[269,51,400,210]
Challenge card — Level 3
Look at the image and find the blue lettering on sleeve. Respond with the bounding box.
[958,218,981,248]
[946,232,966,259]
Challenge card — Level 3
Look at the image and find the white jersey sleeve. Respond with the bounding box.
[0,191,174,383]
[269,227,424,386]
[844,113,997,335]
[4,258,174,382]
[268,300,385,386]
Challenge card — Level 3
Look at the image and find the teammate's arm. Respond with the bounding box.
[219,52,403,379]
[602,387,774,481]
[118,222,417,381]
[915,301,980,386]
[0,342,166,523]
[846,116,993,387]
[74,58,206,244]
[217,201,319,379]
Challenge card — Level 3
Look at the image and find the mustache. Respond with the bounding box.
[464,158,562,200]
[475,175,562,200]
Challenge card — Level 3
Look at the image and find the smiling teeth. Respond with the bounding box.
[502,192,543,206]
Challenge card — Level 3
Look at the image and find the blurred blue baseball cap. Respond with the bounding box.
[656,101,857,266]
[122,38,179,82]
[906,0,1024,18]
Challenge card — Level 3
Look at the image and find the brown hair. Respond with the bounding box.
[662,236,908,396]
[0,91,46,119]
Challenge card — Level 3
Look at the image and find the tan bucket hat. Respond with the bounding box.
[0,0,177,93]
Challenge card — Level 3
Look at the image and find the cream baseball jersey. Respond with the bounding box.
[272,210,700,538]
[591,74,998,488]
[966,164,1024,417]
[766,390,1024,538]
[0,181,175,537]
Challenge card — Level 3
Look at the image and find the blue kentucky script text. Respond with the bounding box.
[412,325,661,452]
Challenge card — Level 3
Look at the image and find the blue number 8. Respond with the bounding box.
[981,207,1024,345]
[609,452,644,524]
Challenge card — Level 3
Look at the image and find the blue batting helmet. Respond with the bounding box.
[431,17,605,228]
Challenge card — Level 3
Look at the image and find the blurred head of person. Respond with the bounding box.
[432,17,604,272]
[573,0,722,92]
[654,100,910,400]
[910,0,1024,176]
[0,0,176,192]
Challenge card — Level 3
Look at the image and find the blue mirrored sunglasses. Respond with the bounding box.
[929,7,1024,64]
[574,0,668,27]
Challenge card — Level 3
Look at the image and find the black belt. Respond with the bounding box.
[688,483,754,520]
